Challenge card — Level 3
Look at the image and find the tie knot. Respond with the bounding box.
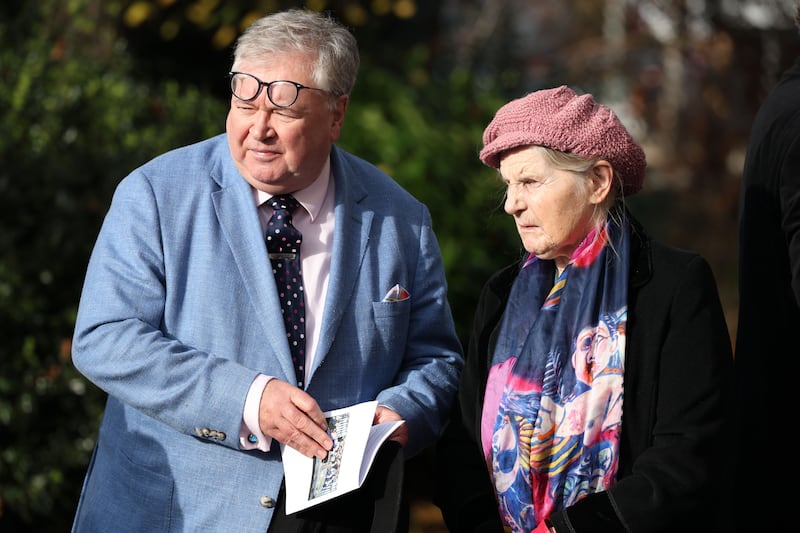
[267,194,300,214]
[266,194,302,256]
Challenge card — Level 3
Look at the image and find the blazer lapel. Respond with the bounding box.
[211,161,297,379]
[311,150,371,373]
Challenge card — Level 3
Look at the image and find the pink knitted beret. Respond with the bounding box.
[479,85,647,195]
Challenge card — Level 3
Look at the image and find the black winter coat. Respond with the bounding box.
[735,57,800,532]
[434,218,734,532]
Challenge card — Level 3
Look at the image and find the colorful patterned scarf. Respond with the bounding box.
[481,210,630,532]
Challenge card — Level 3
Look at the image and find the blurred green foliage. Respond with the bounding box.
[1,1,222,529]
[0,0,515,529]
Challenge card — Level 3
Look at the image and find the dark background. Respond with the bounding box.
[1,0,796,530]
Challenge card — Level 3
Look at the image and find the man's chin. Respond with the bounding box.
[241,170,290,194]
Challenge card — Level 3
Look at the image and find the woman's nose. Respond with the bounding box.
[504,189,521,215]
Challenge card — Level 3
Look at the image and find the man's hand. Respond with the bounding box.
[374,405,409,448]
[258,379,333,459]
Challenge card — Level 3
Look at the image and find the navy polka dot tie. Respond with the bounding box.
[266,195,305,388]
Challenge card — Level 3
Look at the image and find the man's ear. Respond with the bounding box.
[330,94,349,142]
[589,160,614,204]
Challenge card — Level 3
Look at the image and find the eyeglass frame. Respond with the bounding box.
[228,71,329,108]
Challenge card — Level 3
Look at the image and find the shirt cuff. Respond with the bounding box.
[238,374,273,451]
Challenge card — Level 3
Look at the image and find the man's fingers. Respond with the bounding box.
[284,396,333,453]
[374,405,408,447]
[284,426,332,460]
[288,387,328,431]
[259,379,333,458]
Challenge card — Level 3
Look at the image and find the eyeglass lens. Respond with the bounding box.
[230,73,300,108]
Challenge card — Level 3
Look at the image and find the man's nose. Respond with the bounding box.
[251,109,276,139]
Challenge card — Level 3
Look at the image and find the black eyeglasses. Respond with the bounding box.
[228,71,328,108]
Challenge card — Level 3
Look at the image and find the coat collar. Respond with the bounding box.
[627,211,653,289]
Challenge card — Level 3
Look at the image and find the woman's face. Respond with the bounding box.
[500,146,602,268]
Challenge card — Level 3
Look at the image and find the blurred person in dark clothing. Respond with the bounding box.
[735,3,800,531]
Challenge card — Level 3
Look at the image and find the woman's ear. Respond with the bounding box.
[589,160,614,204]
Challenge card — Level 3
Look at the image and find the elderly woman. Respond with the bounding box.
[434,87,733,533]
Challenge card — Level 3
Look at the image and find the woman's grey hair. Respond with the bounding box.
[231,9,360,98]
[529,145,626,230]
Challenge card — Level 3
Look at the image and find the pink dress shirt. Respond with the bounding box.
[239,158,335,450]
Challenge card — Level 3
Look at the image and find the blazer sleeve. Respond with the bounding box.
[71,170,259,448]
[370,204,465,458]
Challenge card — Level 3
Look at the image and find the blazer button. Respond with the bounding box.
[259,496,274,508]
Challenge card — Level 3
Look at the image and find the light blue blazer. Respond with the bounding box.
[71,134,463,532]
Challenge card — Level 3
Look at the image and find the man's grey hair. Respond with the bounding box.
[231,9,360,97]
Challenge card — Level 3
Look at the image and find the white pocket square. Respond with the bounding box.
[382,284,410,302]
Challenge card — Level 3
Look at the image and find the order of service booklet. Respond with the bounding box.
[281,400,405,514]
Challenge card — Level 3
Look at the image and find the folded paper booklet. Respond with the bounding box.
[281,400,405,514]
